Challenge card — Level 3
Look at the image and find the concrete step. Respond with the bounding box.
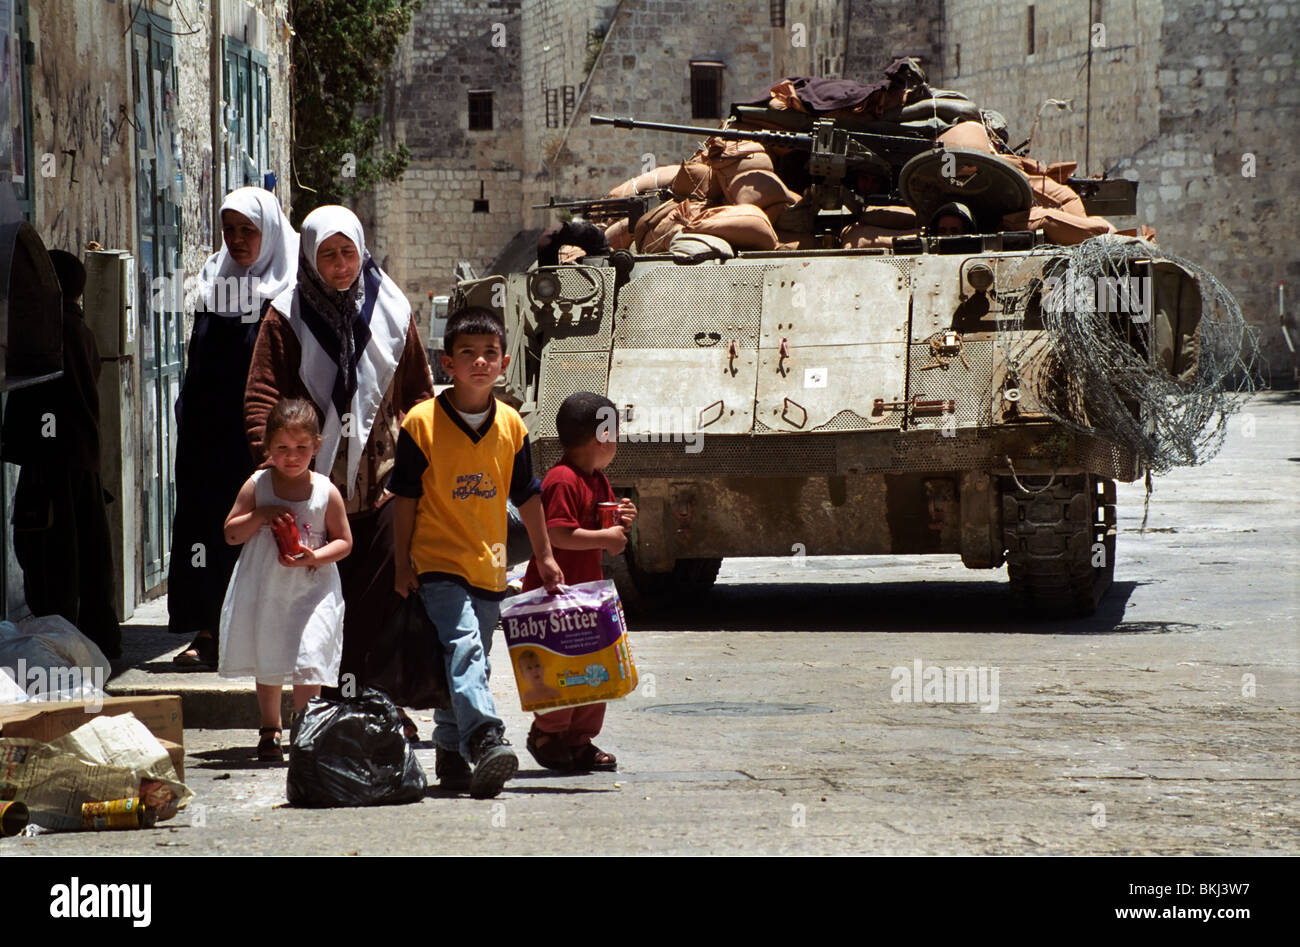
[109,598,292,729]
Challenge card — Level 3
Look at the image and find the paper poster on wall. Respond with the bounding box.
[0,34,11,180]
[9,28,24,187]
[139,238,156,365]
[0,0,15,182]
[153,69,167,195]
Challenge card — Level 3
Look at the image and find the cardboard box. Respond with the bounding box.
[0,695,183,747]
[158,739,185,782]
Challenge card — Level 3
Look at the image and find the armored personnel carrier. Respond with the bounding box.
[458,81,1233,618]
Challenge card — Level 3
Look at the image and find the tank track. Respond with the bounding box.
[1001,473,1117,618]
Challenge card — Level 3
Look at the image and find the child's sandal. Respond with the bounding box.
[256,727,284,762]
[571,743,617,772]
[525,725,574,771]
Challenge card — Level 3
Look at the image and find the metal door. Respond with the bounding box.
[223,38,270,191]
[754,259,912,433]
[606,265,764,439]
[133,13,183,591]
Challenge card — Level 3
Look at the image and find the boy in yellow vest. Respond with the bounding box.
[391,307,563,798]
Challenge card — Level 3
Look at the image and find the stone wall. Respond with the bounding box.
[520,0,617,219]
[778,0,848,78]
[1136,0,1298,377]
[527,0,787,222]
[24,0,137,256]
[24,0,292,293]
[939,0,1160,175]
[845,0,944,81]
[364,0,524,306]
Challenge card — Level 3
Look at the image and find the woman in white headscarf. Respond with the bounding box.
[170,187,298,667]
[245,206,433,716]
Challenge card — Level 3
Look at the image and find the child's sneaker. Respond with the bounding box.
[435,745,471,793]
[469,725,518,799]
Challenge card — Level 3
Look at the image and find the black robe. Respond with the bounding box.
[165,302,268,636]
[1,302,121,658]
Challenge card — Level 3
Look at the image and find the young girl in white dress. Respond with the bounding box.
[219,398,352,761]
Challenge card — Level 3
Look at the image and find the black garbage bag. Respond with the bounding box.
[286,688,427,807]
[365,592,450,710]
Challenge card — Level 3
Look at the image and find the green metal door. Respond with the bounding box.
[223,37,270,192]
[133,12,183,592]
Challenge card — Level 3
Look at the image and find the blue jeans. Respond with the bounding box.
[417,579,503,761]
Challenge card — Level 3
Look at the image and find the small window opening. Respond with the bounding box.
[468,90,494,130]
[690,62,724,120]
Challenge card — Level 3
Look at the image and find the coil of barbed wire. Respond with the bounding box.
[992,236,1260,475]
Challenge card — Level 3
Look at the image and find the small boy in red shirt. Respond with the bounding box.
[521,391,637,772]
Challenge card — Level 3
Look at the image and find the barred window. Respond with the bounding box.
[690,62,724,120]
[545,88,559,128]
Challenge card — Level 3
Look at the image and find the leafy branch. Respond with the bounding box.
[288,0,423,224]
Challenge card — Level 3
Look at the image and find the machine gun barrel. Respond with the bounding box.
[531,192,665,226]
[589,115,931,166]
[591,115,813,149]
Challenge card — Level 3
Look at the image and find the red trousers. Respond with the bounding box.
[533,703,606,746]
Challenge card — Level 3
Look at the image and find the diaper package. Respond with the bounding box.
[500,579,638,713]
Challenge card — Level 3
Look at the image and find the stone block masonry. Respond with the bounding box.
[363,1,524,328]
[1135,0,1299,380]
[23,0,292,341]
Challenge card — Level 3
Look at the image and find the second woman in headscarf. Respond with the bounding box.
[244,205,434,706]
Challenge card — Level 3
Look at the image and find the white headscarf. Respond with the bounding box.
[297,205,366,286]
[270,205,412,498]
[195,187,299,317]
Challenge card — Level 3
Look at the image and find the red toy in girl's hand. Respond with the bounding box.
[270,513,302,558]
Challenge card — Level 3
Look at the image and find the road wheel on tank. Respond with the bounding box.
[1001,473,1116,618]
[605,554,723,614]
